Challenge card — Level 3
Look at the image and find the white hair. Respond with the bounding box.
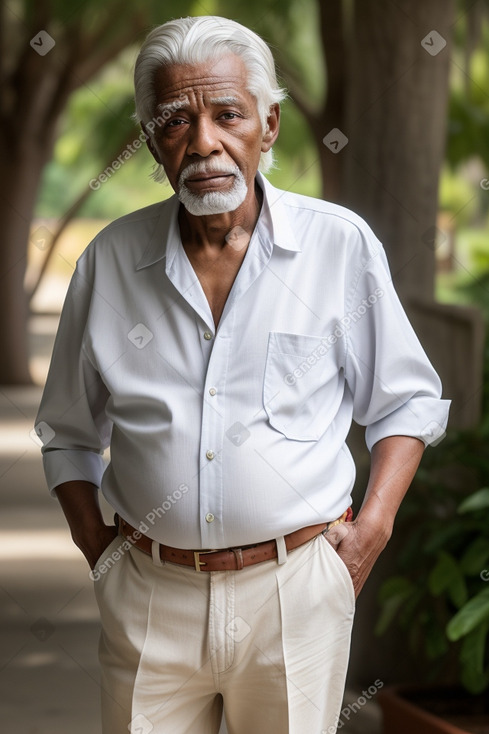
[133,16,287,183]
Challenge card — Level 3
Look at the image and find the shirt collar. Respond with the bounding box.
[135,171,301,271]
[136,196,179,271]
[255,172,301,253]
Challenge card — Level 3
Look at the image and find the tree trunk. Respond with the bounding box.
[0,139,51,384]
[313,116,345,202]
[342,0,455,304]
[317,0,347,202]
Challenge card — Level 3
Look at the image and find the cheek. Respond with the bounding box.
[155,142,184,178]
[228,128,265,164]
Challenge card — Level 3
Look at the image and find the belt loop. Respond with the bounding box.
[275,536,287,565]
[232,548,244,570]
[151,539,163,566]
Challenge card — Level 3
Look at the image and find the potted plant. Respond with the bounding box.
[375,424,489,733]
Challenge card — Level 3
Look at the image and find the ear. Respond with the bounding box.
[141,121,162,164]
[261,103,280,153]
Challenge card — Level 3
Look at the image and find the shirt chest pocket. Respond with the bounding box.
[263,331,344,441]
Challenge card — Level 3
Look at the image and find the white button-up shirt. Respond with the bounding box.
[36,173,450,549]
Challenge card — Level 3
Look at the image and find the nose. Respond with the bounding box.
[186,115,222,158]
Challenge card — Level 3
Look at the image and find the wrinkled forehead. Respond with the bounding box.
[152,54,254,110]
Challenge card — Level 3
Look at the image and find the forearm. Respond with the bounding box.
[55,480,117,568]
[330,434,425,597]
[56,480,104,537]
[357,434,425,537]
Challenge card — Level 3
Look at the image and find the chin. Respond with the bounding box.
[178,185,248,217]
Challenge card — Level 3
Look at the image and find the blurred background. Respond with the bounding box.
[1,0,489,732]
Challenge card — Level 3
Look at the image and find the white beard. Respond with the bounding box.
[177,162,248,216]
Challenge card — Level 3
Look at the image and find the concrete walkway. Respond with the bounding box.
[0,315,382,733]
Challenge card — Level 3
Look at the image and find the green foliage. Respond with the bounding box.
[458,621,489,693]
[446,21,489,173]
[446,94,489,173]
[458,488,489,513]
[428,552,468,609]
[438,167,478,226]
[441,12,489,268]
[375,577,415,636]
[377,476,489,693]
[447,587,489,640]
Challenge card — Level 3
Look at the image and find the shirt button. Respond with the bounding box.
[205,513,215,523]
[203,331,213,340]
[209,387,217,396]
[206,450,215,460]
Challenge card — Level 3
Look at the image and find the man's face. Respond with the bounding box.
[144,54,279,215]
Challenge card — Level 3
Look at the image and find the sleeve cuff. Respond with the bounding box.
[42,449,107,497]
[365,397,451,452]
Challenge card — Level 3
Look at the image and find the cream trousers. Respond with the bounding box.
[93,531,355,734]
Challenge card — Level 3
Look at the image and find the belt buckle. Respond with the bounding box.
[193,548,220,572]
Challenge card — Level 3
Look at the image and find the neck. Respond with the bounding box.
[178,180,263,251]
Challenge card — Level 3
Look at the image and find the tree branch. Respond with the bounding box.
[74,17,147,90]
[27,126,143,302]
[275,52,320,122]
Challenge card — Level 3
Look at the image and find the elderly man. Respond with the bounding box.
[35,15,450,734]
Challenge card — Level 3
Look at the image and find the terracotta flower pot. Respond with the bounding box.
[378,685,489,734]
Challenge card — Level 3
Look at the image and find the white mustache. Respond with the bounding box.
[179,162,239,185]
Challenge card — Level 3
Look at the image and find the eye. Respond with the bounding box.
[166,118,187,127]
[219,112,241,120]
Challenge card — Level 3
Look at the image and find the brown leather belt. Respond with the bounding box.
[117,508,352,572]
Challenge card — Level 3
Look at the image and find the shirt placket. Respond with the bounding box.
[166,228,273,549]
[198,312,234,549]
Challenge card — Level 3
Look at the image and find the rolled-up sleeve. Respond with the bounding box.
[345,240,450,451]
[34,254,111,497]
